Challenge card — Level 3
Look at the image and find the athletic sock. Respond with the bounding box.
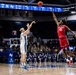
[21,62,23,65]
[66,59,69,62]
[70,57,72,61]
[23,63,26,66]
[23,63,28,70]
[20,62,24,68]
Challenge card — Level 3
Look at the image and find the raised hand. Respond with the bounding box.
[74,34,76,38]
[32,21,36,24]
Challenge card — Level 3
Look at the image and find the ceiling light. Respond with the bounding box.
[71,11,76,14]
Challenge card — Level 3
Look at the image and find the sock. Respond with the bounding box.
[20,62,24,68]
[23,63,26,66]
[70,57,72,61]
[66,59,69,62]
[20,62,23,65]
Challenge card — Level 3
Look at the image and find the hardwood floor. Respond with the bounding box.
[0,63,76,75]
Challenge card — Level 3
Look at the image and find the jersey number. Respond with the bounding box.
[60,28,62,31]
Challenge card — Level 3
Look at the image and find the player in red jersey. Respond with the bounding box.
[52,11,76,65]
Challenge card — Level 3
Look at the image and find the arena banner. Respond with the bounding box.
[0,2,63,12]
[8,49,14,64]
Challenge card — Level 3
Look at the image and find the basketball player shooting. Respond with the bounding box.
[19,21,36,69]
[52,11,76,65]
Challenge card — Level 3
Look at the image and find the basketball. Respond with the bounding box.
[37,1,43,6]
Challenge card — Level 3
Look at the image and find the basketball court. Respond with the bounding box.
[0,63,76,75]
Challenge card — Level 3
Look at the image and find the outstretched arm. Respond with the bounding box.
[23,21,36,36]
[66,26,76,38]
[27,21,36,30]
[52,11,59,26]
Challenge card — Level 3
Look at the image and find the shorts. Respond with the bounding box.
[59,38,69,50]
[20,44,27,54]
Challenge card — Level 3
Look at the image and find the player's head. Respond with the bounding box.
[59,19,66,25]
[59,20,63,25]
[19,27,25,32]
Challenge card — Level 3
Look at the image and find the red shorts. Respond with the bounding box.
[59,38,69,50]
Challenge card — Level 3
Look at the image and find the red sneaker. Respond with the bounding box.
[67,61,70,66]
[67,60,73,66]
[70,60,73,65]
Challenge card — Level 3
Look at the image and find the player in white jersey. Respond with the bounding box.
[19,21,36,69]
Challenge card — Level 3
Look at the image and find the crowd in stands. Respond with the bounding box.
[0,35,76,63]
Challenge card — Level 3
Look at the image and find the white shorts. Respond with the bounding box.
[20,44,27,54]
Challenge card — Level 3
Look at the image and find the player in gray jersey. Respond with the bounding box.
[19,21,36,69]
